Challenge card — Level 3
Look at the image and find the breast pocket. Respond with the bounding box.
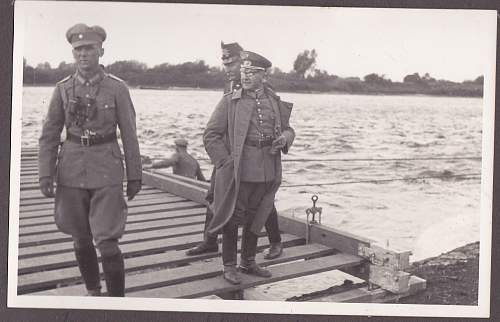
[97,97,117,126]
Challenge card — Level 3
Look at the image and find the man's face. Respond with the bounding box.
[223,59,241,82]
[72,44,103,72]
[241,68,265,91]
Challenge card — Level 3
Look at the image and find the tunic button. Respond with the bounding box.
[85,82,89,86]
[87,103,91,107]
[85,94,90,98]
[105,104,108,108]
[80,183,84,187]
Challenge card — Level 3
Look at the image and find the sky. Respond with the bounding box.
[17,1,497,82]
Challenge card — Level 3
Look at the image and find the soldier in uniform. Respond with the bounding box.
[145,138,206,181]
[38,24,142,297]
[186,43,284,260]
[203,51,295,284]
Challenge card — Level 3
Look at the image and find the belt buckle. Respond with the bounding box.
[81,130,96,147]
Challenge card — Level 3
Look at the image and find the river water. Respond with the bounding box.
[20,87,482,262]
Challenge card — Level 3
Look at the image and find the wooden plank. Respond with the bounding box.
[277,212,371,255]
[314,276,426,303]
[278,212,411,271]
[18,233,302,274]
[127,253,363,299]
[19,235,306,294]
[367,265,410,294]
[151,171,210,190]
[20,195,186,212]
[358,244,411,271]
[18,216,205,259]
[19,208,206,245]
[19,219,206,257]
[20,203,205,236]
[142,171,208,205]
[29,244,341,296]
[19,189,170,206]
[20,199,201,221]
[20,186,160,200]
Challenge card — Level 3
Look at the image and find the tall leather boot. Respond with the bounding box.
[74,244,101,296]
[101,252,125,297]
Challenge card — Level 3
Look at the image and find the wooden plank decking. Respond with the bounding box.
[15,147,425,302]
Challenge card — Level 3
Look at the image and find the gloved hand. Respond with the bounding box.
[270,135,287,155]
[126,180,142,201]
[39,176,55,198]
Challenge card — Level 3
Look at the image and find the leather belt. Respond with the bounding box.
[66,131,117,146]
[244,137,274,148]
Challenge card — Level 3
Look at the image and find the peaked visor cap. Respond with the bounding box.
[240,51,272,70]
[66,23,106,48]
[221,41,243,64]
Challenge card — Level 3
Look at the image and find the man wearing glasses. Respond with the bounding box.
[203,51,295,284]
[187,43,284,260]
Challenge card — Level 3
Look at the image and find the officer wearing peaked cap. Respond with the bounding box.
[186,43,284,261]
[203,50,295,284]
[146,138,206,181]
[38,23,142,297]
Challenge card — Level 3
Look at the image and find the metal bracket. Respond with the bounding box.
[305,195,323,243]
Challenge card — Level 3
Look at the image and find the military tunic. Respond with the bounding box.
[38,68,142,245]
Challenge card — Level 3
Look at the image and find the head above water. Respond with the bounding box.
[67,24,106,75]
[174,138,188,150]
[221,41,243,82]
[239,51,271,91]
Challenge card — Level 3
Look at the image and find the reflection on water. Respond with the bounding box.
[21,87,483,261]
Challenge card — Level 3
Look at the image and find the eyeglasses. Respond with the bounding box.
[240,68,264,77]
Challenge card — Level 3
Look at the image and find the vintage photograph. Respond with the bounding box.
[8,0,496,318]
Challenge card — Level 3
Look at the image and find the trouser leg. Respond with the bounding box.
[73,237,101,294]
[240,225,259,266]
[239,182,266,266]
[265,206,282,244]
[222,218,239,266]
[204,206,217,245]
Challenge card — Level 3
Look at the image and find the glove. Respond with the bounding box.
[270,135,287,155]
[126,180,142,201]
[39,176,55,198]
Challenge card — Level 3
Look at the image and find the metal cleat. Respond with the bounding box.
[305,195,323,243]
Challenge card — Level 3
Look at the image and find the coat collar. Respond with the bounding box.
[74,68,105,86]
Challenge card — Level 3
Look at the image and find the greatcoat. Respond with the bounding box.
[203,87,295,235]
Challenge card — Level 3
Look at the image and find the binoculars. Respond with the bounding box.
[68,96,97,125]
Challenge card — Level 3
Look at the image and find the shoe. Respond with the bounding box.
[185,241,218,256]
[239,262,272,278]
[264,242,283,260]
[223,266,242,284]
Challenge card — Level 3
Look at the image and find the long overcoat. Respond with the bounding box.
[203,88,294,234]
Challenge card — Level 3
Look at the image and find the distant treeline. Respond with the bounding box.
[23,53,484,97]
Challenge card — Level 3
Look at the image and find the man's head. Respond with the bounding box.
[66,24,106,73]
[174,138,188,152]
[221,42,243,82]
[239,51,272,91]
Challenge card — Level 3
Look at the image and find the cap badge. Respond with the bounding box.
[242,60,252,67]
[78,34,83,39]
[241,52,249,59]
